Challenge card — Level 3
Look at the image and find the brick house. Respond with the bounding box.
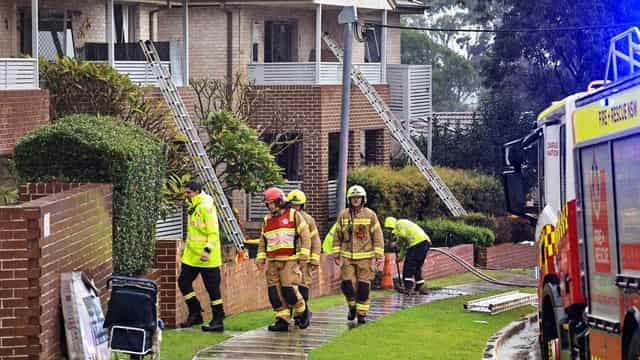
[0,0,430,234]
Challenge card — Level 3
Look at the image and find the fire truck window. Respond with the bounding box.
[580,143,620,322]
[613,136,640,277]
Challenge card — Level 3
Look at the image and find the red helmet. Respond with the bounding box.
[263,187,286,206]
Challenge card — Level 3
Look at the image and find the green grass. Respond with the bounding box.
[309,290,536,360]
[160,290,391,360]
[427,268,533,288]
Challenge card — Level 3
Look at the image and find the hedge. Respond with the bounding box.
[417,218,495,248]
[13,115,167,275]
[348,166,504,221]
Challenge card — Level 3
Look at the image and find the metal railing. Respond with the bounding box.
[0,58,39,89]
[113,61,171,86]
[247,62,382,85]
[605,27,640,82]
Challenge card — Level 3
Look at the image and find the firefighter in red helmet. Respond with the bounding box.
[256,187,312,331]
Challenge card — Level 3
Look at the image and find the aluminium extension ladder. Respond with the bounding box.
[139,40,246,253]
[322,34,467,216]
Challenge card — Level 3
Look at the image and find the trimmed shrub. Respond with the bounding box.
[13,115,166,275]
[417,218,495,248]
[348,165,504,221]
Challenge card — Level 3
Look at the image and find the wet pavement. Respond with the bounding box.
[497,319,541,360]
[193,282,517,360]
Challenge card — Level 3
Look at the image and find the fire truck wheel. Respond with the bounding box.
[626,329,640,360]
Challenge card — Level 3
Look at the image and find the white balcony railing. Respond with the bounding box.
[247,62,382,85]
[113,61,171,86]
[0,58,39,90]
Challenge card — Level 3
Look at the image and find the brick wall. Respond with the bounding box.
[1,183,112,360]
[0,90,50,156]
[248,84,392,234]
[387,244,475,280]
[154,239,341,328]
[477,243,537,270]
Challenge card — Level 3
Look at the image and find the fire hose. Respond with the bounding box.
[429,247,536,288]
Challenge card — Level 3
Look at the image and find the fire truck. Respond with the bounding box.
[502,28,640,360]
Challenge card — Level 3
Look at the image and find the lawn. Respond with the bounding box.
[160,269,534,360]
[160,290,391,360]
[308,290,536,360]
[427,268,533,288]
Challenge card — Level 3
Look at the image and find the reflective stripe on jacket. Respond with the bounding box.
[333,207,384,260]
[256,208,311,262]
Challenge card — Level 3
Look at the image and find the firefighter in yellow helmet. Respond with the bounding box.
[384,217,431,295]
[287,190,321,322]
[179,180,225,331]
[333,185,384,324]
[256,187,312,332]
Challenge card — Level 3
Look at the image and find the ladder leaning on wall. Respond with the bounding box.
[139,40,247,255]
[322,33,467,217]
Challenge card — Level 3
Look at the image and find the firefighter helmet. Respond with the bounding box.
[287,190,307,206]
[263,187,286,207]
[384,217,397,229]
[346,185,367,205]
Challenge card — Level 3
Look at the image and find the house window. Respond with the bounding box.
[363,25,381,63]
[264,133,303,181]
[328,132,340,180]
[264,21,297,62]
[364,129,384,165]
[19,8,75,59]
[114,4,137,44]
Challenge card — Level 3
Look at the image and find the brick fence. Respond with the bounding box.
[1,183,113,360]
[477,243,537,269]
[158,243,473,328]
[0,90,49,156]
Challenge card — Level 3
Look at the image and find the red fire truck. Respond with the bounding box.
[502,28,640,360]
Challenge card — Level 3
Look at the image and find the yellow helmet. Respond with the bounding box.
[346,185,367,205]
[287,189,307,206]
[384,217,397,229]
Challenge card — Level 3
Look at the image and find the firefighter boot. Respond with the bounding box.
[357,314,367,324]
[202,305,225,332]
[348,306,357,321]
[180,298,203,328]
[415,282,429,295]
[295,308,311,329]
[268,317,290,332]
[295,287,311,326]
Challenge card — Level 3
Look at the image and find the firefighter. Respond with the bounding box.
[384,217,431,295]
[178,181,225,332]
[256,187,312,332]
[332,185,384,324]
[286,190,321,321]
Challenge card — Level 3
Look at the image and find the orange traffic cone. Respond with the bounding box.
[381,253,394,290]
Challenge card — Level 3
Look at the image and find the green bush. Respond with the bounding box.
[417,218,495,247]
[348,166,504,221]
[13,115,166,275]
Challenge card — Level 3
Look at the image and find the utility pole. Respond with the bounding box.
[336,6,358,212]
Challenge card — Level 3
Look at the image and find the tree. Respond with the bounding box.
[402,29,479,111]
[203,111,284,194]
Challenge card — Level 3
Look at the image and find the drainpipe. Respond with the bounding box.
[222,4,233,102]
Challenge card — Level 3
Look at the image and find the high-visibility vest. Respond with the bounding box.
[257,208,310,261]
[182,192,221,268]
[393,219,431,247]
[322,223,337,254]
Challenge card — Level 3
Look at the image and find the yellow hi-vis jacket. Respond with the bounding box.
[333,207,384,260]
[393,219,431,248]
[182,192,221,268]
[299,210,321,265]
[322,223,337,254]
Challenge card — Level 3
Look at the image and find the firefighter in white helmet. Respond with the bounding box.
[332,185,384,324]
